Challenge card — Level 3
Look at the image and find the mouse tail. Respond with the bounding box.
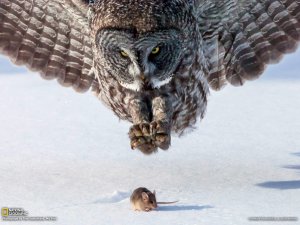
[157,200,179,204]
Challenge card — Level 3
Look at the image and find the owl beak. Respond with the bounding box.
[140,73,150,84]
[139,72,151,88]
[140,74,146,81]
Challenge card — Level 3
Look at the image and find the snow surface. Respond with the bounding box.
[0,70,300,224]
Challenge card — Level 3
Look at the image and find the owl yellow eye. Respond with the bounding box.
[120,50,128,57]
[151,46,160,55]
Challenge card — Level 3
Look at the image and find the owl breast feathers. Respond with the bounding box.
[0,0,299,154]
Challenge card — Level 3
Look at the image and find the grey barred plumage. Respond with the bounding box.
[199,0,300,89]
[0,0,299,154]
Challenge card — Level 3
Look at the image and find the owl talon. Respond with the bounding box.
[130,138,158,154]
[150,120,171,150]
[129,123,157,154]
[129,125,144,138]
[154,134,170,150]
[131,137,146,149]
[129,120,171,154]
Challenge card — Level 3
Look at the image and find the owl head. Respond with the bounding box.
[91,0,193,91]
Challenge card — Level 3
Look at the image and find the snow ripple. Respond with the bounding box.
[92,191,131,204]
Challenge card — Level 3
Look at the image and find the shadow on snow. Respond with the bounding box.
[256,180,300,190]
[291,152,300,157]
[158,204,213,212]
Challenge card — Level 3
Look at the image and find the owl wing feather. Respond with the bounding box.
[0,0,95,92]
[197,0,300,90]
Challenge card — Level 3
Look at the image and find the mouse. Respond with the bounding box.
[130,187,178,212]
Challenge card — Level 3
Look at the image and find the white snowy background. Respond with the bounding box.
[0,49,299,225]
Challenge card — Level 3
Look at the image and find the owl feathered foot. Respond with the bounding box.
[129,123,158,154]
[129,121,171,155]
[150,121,171,150]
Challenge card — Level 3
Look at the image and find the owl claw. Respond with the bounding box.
[150,120,171,151]
[129,124,157,154]
[129,121,171,154]
[154,134,170,150]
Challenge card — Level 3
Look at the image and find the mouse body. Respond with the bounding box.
[130,187,158,211]
[130,187,178,212]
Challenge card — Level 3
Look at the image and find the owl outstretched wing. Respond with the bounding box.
[197,0,300,90]
[0,0,95,92]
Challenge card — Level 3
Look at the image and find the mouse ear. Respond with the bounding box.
[142,192,149,201]
[153,190,156,196]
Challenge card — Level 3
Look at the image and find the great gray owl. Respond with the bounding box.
[0,0,299,154]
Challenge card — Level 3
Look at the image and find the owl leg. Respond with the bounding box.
[150,96,172,150]
[128,99,158,154]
